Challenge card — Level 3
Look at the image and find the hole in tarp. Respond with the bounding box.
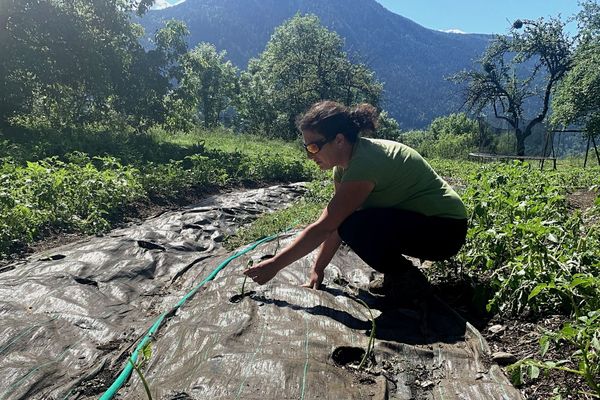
[39,254,66,261]
[359,377,376,385]
[260,254,275,261]
[73,277,99,287]
[167,392,192,400]
[229,291,256,303]
[331,346,365,366]
[137,240,166,251]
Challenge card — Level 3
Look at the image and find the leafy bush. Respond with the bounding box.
[0,154,143,256]
[0,127,318,257]
[458,162,600,315]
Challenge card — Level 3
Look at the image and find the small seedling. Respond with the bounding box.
[240,275,248,296]
[240,259,253,296]
[128,342,153,400]
[274,234,281,255]
[356,298,376,370]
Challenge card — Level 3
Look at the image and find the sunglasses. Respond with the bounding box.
[302,137,334,154]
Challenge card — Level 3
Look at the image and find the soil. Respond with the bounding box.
[431,276,591,399]
[567,189,597,212]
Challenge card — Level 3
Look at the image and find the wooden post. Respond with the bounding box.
[584,135,591,168]
[540,130,553,170]
[592,134,600,166]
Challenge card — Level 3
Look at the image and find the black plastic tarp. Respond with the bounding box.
[0,184,522,400]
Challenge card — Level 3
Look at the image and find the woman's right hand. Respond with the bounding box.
[244,257,283,285]
[302,267,324,290]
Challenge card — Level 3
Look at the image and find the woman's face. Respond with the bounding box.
[301,130,339,170]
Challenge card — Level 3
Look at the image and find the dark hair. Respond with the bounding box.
[296,101,379,143]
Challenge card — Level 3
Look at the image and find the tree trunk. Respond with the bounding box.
[515,128,526,156]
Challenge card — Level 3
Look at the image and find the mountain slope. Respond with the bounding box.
[140,0,492,128]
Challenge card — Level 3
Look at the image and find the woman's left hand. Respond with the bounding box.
[243,258,283,285]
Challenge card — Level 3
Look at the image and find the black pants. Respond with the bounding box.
[338,208,468,274]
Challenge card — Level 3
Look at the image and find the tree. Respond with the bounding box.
[552,0,600,136]
[372,111,401,141]
[0,0,129,126]
[176,43,239,128]
[239,14,382,140]
[0,0,177,129]
[150,19,189,83]
[452,17,573,155]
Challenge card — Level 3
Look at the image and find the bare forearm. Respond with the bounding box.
[272,223,333,270]
[312,230,342,273]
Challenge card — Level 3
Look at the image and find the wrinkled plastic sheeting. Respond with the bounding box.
[0,182,523,400]
[0,184,305,400]
[117,237,523,400]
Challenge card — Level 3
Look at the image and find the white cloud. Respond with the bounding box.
[152,0,185,10]
[441,28,467,34]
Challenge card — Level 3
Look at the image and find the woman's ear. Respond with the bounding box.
[335,133,345,145]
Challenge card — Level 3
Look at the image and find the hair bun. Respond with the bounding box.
[350,103,379,132]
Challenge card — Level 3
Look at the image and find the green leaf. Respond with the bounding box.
[559,324,577,339]
[540,336,550,357]
[592,336,600,352]
[141,342,152,361]
[508,364,524,386]
[527,364,540,379]
[569,275,592,289]
[528,283,547,300]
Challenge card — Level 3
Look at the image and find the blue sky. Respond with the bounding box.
[374,0,581,35]
[154,0,581,35]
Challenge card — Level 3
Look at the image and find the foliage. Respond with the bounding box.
[0,124,204,165]
[452,17,574,155]
[429,112,479,138]
[457,163,600,315]
[552,1,600,136]
[0,154,143,256]
[397,113,480,159]
[237,14,382,139]
[171,43,239,129]
[0,128,317,258]
[369,111,402,141]
[0,0,185,130]
[508,309,600,397]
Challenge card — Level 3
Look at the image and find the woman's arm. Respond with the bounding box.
[302,229,342,289]
[244,180,374,285]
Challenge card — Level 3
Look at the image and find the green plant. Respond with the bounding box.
[508,310,600,397]
[128,342,153,400]
[240,259,253,297]
[355,298,376,370]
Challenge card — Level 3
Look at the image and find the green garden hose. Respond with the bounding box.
[98,232,281,400]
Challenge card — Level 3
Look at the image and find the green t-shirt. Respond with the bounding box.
[333,137,467,219]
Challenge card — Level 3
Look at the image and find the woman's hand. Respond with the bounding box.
[302,267,324,290]
[243,258,283,285]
